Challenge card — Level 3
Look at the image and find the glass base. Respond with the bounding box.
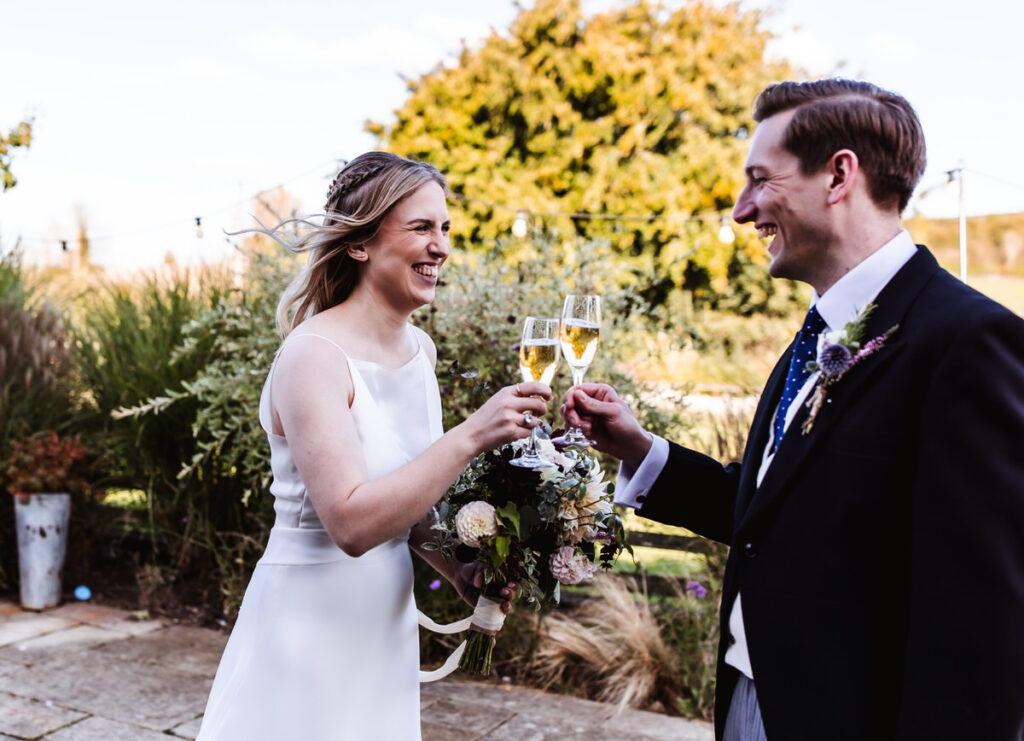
[509,453,555,469]
[551,428,594,448]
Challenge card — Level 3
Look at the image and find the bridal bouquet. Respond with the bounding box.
[425,434,631,675]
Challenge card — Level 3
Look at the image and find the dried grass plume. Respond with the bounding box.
[527,574,684,715]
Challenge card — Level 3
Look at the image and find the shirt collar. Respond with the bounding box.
[811,230,917,331]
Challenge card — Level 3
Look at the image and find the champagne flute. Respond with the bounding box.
[510,316,561,469]
[552,294,601,447]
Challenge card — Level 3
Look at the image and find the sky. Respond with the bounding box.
[3,0,1024,272]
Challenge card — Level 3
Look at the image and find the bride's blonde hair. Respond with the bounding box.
[254,152,447,337]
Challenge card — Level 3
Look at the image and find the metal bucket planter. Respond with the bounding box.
[14,493,71,610]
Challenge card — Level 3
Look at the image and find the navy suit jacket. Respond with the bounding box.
[638,247,1024,740]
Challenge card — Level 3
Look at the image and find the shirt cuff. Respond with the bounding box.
[614,434,669,509]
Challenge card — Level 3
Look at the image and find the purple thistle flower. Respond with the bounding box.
[819,343,852,375]
[685,580,707,599]
[429,579,442,591]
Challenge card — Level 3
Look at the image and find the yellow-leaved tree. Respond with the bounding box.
[368,0,794,312]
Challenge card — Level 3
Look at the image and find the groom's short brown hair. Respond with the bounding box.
[753,79,927,213]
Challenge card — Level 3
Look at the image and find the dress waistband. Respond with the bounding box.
[258,525,409,566]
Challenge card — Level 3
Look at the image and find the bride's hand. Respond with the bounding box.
[461,382,552,453]
[451,562,517,613]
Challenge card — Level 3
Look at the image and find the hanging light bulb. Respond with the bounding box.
[718,216,735,244]
[195,217,204,239]
[511,210,529,238]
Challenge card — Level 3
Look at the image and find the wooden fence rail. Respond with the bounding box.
[624,530,717,555]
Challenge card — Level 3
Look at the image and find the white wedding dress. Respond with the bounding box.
[197,332,443,741]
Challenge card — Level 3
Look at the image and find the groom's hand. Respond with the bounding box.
[452,563,517,613]
[561,383,653,469]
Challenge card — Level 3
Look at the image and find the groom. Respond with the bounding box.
[563,79,1024,740]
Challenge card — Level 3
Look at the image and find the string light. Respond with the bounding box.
[449,190,734,228]
[21,162,1010,257]
[718,216,735,244]
[511,210,529,238]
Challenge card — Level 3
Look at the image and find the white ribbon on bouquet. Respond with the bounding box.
[417,596,506,683]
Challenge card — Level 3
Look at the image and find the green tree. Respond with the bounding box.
[0,120,33,191]
[368,0,792,311]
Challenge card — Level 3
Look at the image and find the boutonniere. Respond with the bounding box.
[801,303,898,435]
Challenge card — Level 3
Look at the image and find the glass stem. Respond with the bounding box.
[527,425,540,457]
[569,366,587,431]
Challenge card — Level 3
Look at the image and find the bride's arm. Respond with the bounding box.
[272,340,550,558]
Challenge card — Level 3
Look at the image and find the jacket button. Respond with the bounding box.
[743,542,757,558]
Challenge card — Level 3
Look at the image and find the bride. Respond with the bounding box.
[196,152,551,740]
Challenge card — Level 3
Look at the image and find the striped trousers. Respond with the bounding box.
[723,674,768,741]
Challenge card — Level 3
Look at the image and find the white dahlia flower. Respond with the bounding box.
[454,500,498,548]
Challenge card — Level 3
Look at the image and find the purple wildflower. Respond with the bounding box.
[429,579,442,591]
[685,580,707,599]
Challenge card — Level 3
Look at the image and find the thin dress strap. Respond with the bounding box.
[260,333,357,435]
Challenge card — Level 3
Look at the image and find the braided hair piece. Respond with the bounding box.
[325,159,389,210]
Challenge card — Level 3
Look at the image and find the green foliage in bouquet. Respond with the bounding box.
[437,445,628,605]
[426,438,631,674]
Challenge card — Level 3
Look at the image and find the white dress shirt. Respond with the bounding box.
[615,230,918,680]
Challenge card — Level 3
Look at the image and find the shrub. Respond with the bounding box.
[105,253,292,617]
[3,431,93,498]
[71,266,239,611]
[0,250,75,589]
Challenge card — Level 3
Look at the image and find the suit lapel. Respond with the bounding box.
[735,344,793,516]
[736,246,941,534]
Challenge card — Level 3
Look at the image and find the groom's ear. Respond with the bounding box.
[825,149,859,205]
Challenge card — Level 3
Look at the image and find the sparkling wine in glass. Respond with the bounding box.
[552,294,601,447]
[510,316,561,469]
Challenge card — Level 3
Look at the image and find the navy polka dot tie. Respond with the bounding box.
[773,305,827,450]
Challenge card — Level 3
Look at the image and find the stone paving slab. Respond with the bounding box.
[0,598,714,740]
[170,715,203,739]
[0,624,125,666]
[0,612,75,648]
[420,691,515,736]
[90,624,227,677]
[48,601,164,636]
[0,691,87,739]
[422,721,481,741]
[45,716,175,741]
[0,649,212,732]
[605,706,715,741]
